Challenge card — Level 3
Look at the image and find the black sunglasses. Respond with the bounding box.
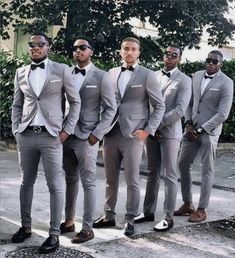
[164,51,179,59]
[72,45,92,52]
[206,58,220,65]
[28,41,48,48]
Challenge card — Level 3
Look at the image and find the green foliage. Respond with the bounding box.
[0,51,26,137]
[0,52,234,141]
[1,0,235,64]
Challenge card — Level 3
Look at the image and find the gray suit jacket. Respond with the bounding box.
[11,60,81,137]
[73,63,117,140]
[157,68,192,139]
[109,65,165,139]
[185,70,233,136]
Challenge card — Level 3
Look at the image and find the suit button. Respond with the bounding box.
[37,98,40,100]
[197,111,200,114]
[199,100,201,102]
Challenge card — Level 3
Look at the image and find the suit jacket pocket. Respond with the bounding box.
[131,84,143,88]
[86,85,98,88]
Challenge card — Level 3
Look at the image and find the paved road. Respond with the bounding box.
[0,150,235,257]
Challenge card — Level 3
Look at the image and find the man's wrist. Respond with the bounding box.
[184,120,192,127]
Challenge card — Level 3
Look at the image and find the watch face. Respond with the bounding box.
[197,128,203,133]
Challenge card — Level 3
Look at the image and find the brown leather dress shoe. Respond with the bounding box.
[174,202,195,216]
[60,222,75,233]
[71,229,94,243]
[188,208,207,223]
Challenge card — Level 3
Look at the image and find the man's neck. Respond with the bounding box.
[77,61,91,69]
[31,56,47,64]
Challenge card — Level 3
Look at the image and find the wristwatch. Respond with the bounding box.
[196,127,205,134]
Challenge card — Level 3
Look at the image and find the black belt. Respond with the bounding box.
[26,126,47,133]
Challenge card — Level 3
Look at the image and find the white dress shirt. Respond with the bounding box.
[201,72,217,95]
[29,58,48,126]
[118,62,138,97]
[159,67,177,89]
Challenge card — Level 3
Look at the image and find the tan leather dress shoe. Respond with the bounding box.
[188,209,207,223]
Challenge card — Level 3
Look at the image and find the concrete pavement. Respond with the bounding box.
[0,148,235,258]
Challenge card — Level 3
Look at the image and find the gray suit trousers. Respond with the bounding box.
[144,137,180,220]
[17,130,63,236]
[103,127,144,221]
[178,134,219,208]
[63,136,99,231]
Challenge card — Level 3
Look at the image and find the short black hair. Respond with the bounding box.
[208,50,223,59]
[168,44,182,57]
[74,36,94,49]
[30,32,51,45]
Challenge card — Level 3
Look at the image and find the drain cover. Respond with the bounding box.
[6,246,94,258]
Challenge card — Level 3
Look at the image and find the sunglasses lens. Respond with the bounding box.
[28,42,36,48]
[28,42,46,48]
[38,42,46,48]
[73,45,92,52]
[72,46,79,51]
[165,51,178,59]
[206,58,219,65]
[79,45,87,51]
[73,45,91,51]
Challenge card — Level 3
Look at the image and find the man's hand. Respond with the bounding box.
[154,130,162,140]
[88,134,99,146]
[59,131,69,143]
[185,125,198,141]
[133,129,149,141]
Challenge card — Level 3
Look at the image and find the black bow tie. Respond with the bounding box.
[74,67,86,76]
[162,70,170,77]
[204,75,213,79]
[31,62,45,70]
[121,66,134,72]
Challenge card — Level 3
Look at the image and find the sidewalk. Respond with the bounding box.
[0,150,235,258]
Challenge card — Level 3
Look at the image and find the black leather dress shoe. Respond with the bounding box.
[93,216,116,228]
[60,222,75,233]
[124,223,135,236]
[153,219,174,232]
[12,227,32,243]
[134,213,154,224]
[38,236,59,254]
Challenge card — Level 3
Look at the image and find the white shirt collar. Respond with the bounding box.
[76,62,92,73]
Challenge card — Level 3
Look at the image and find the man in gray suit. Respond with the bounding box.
[60,37,117,243]
[93,37,165,236]
[11,33,81,254]
[174,50,233,222]
[134,45,191,231]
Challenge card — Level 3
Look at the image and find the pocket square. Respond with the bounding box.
[131,84,143,88]
[209,88,219,91]
[50,79,61,83]
[86,85,97,88]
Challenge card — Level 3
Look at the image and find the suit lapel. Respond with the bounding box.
[122,65,140,96]
[39,60,54,95]
[80,63,95,90]
[162,68,180,93]
[25,65,38,97]
[201,71,221,97]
